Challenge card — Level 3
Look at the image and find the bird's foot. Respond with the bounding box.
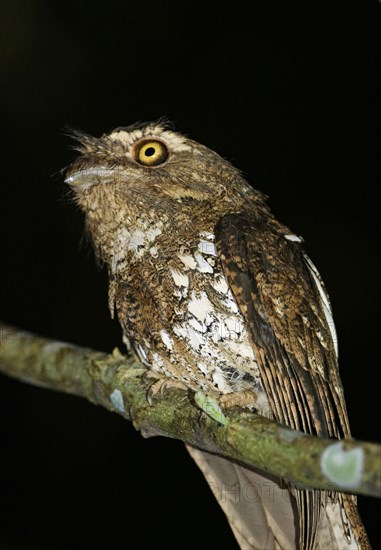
[144,369,188,404]
[219,389,258,409]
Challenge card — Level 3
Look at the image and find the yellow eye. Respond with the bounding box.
[133,139,169,166]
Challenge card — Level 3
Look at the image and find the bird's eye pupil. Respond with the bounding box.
[144,147,156,157]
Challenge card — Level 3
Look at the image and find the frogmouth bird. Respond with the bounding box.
[65,121,370,549]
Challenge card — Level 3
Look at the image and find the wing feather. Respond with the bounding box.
[215,212,352,549]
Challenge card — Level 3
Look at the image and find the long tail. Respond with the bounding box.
[186,446,370,550]
[186,445,296,549]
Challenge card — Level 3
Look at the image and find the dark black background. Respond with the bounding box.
[1,2,380,549]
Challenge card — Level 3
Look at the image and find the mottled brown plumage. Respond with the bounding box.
[66,121,370,549]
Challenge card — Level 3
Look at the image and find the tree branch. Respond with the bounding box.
[1,322,380,498]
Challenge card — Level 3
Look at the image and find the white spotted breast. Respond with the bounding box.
[135,230,268,412]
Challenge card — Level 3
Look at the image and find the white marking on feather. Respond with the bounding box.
[194,253,214,273]
[146,226,162,241]
[304,254,339,356]
[135,343,150,365]
[188,326,203,349]
[212,370,228,391]
[209,316,242,342]
[304,255,330,310]
[211,274,239,312]
[189,317,207,333]
[128,229,145,251]
[114,227,131,246]
[204,312,214,326]
[110,225,162,267]
[225,316,242,335]
[226,339,256,360]
[160,330,174,351]
[170,269,189,288]
[188,291,214,322]
[317,364,325,376]
[178,254,197,270]
[212,275,229,294]
[198,240,218,256]
[173,324,187,338]
[152,352,164,368]
[157,129,192,152]
[147,258,263,396]
[322,302,338,354]
[211,320,230,342]
[199,231,215,240]
[109,227,131,273]
[197,362,209,376]
[223,291,239,313]
[211,323,223,342]
[285,234,303,242]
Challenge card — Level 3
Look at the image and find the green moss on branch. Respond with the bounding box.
[1,323,380,498]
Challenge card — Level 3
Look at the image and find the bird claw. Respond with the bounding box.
[144,370,188,404]
[219,389,258,409]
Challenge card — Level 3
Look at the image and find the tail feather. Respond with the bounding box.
[186,445,296,549]
[186,446,371,550]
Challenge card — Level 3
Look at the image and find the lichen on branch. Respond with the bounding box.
[0,323,380,498]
